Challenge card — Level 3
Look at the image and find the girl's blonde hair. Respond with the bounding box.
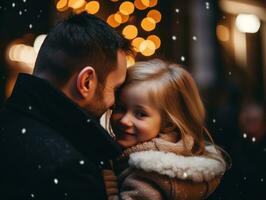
[124,59,211,155]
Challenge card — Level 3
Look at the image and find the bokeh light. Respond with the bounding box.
[8,44,36,64]
[148,0,158,7]
[119,1,135,15]
[216,25,230,42]
[85,1,100,14]
[132,37,145,52]
[139,40,156,56]
[56,0,68,12]
[141,17,156,31]
[116,12,129,24]
[147,35,161,49]
[141,0,158,8]
[33,34,47,54]
[126,55,135,67]
[114,13,122,23]
[147,9,161,23]
[122,25,138,40]
[134,0,148,10]
[68,0,86,10]
[107,14,121,28]
[235,14,261,33]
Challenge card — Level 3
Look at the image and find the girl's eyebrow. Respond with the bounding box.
[135,105,150,112]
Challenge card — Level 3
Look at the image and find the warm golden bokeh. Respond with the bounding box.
[68,0,86,10]
[119,1,135,15]
[56,0,68,12]
[107,14,121,28]
[139,40,156,56]
[126,55,135,67]
[216,25,230,42]
[140,0,158,7]
[147,35,161,49]
[141,17,156,31]
[116,12,129,24]
[85,1,100,14]
[56,0,161,56]
[122,25,138,39]
[148,0,158,7]
[114,13,122,23]
[132,37,145,52]
[147,9,161,23]
[134,0,148,10]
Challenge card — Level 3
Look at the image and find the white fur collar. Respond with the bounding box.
[128,149,226,182]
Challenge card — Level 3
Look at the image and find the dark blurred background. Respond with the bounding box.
[0,0,265,199]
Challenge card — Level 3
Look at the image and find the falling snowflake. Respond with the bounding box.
[212,119,216,123]
[87,119,91,123]
[24,9,27,12]
[183,172,188,178]
[229,71,232,75]
[261,178,264,182]
[192,36,197,40]
[38,165,42,169]
[12,3,16,7]
[252,137,256,142]
[28,106,32,110]
[175,8,179,13]
[21,128,26,134]
[29,24,33,29]
[100,161,104,165]
[243,133,247,138]
[23,0,27,2]
[243,176,247,180]
[30,193,35,198]
[54,178,59,184]
[172,36,177,40]
[181,56,185,62]
[64,193,68,196]
[79,160,85,165]
[19,11,22,15]
[206,2,210,10]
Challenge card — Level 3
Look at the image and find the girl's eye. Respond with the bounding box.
[135,111,147,118]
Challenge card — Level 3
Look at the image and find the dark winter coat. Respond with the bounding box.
[0,73,122,200]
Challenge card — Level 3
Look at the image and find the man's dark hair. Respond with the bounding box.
[34,12,132,87]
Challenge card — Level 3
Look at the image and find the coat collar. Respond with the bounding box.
[6,73,121,160]
[128,147,226,182]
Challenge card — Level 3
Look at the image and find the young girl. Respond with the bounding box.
[103,59,229,200]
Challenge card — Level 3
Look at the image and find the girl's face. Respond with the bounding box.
[111,83,162,148]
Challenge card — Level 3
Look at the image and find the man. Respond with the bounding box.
[0,13,131,199]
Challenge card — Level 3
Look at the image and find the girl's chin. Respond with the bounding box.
[116,139,136,149]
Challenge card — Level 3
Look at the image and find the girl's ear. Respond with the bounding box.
[76,66,97,98]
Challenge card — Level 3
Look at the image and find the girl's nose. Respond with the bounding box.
[120,113,133,127]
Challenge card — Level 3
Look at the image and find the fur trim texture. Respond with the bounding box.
[128,150,226,182]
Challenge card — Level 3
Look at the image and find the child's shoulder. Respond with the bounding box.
[128,146,226,182]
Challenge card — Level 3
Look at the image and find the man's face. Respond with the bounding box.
[88,51,127,119]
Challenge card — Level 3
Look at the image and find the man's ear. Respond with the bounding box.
[76,66,97,98]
